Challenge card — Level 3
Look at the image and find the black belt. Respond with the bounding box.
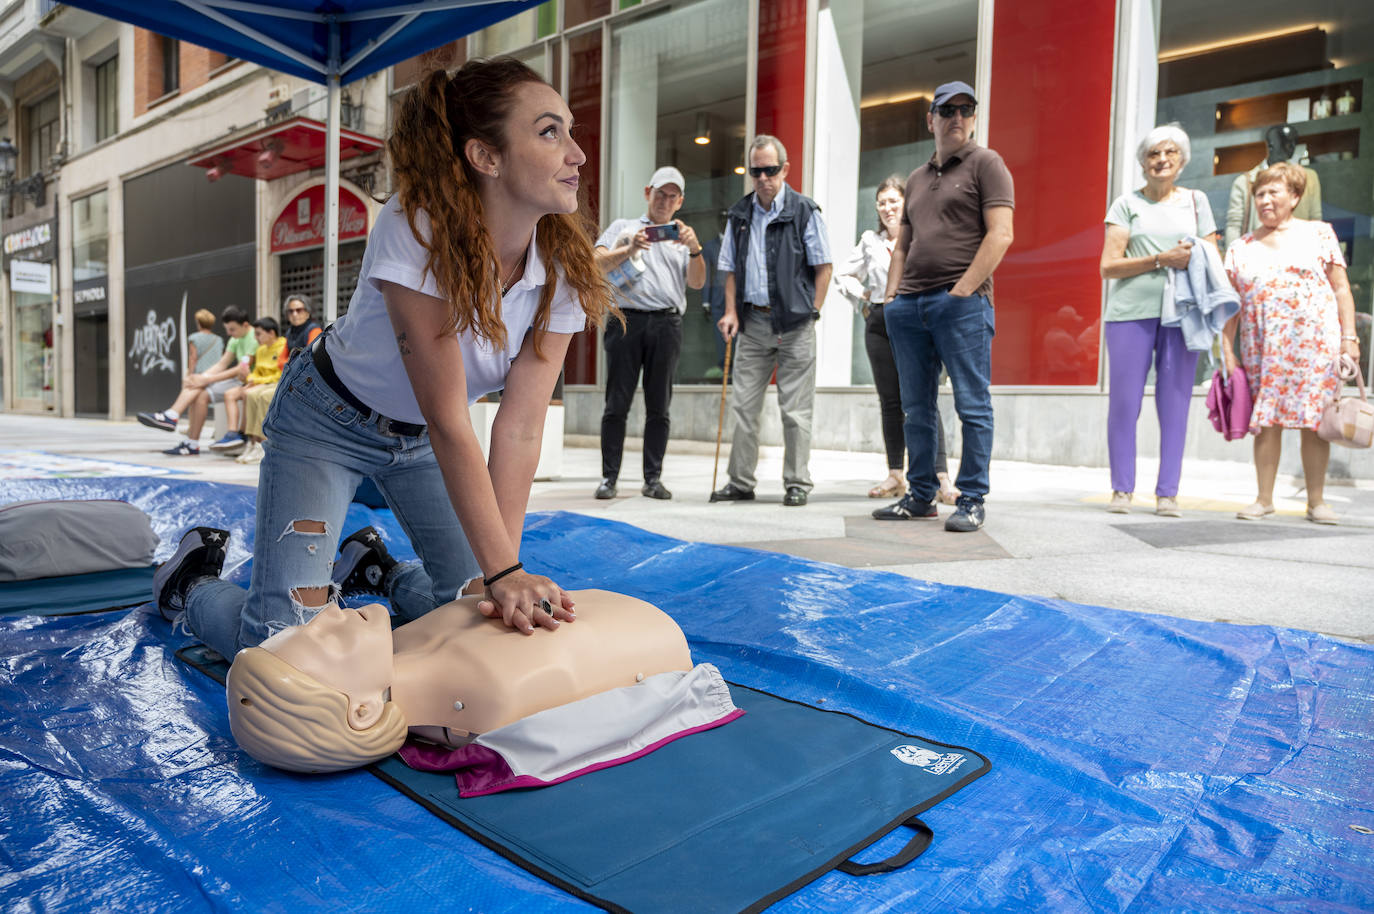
[746,302,772,313]
[310,335,427,437]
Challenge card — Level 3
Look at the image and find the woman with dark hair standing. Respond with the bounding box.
[154,58,615,659]
[839,177,959,506]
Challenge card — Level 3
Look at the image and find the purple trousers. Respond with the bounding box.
[1105,318,1198,497]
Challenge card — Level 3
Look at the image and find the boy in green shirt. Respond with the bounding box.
[137,305,255,455]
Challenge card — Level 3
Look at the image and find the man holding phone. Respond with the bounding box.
[592,166,706,500]
[713,135,832,507]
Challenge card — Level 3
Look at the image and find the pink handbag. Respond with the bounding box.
[1206,365,1252,441]
[1317,354,1374,449]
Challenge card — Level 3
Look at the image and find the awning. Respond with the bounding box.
[187,116,383,182]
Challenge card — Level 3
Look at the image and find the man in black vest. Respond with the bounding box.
[711,135,832,507]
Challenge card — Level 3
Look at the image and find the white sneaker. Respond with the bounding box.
[236,442,264,464]
[1107,491,1132,514]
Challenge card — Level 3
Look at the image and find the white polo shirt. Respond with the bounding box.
[595,215,690,314]
[329,195,586,425]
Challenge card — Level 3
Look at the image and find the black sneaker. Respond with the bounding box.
[872,493,937,520]
[595,478,617,499]
[641,480,672,500]
[709,482,755,502]
[333,526,398,596]
[945,497,985,532]
[153,526,229,620]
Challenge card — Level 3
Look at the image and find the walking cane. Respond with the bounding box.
[709,335,733,499]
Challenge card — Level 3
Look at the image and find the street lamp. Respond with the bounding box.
[0,137,47,209]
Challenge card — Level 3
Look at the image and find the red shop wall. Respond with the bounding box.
[986,0,1116,385]
[756,0,807,190]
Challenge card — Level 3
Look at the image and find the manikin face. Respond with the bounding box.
[875,187,903,233]
[484,81,586,218]
[748,144,789,208]
[927,94,977,153]
[1143,141,1183,183]
[1253,181,1299,228]
[644,183,684,226]
[263,603,394,729]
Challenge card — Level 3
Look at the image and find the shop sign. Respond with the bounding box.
[270,185,368,254]
[73,276,109,315]
[11,259,52,294]
[3,220,56,269]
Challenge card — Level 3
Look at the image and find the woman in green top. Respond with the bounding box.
[1099,124,1217,517]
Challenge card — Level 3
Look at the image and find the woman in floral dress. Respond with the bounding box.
[1222,162,1361,524]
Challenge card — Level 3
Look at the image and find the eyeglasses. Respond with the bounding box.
[748,165,783,178]
[934,103,976,118]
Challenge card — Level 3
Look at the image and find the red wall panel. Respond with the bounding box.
[756,0,807,189]
[987,0,1116,385]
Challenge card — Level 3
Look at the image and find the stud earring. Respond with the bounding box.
[492,169,500,178]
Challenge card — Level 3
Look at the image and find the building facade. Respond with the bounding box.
[0,4,389,419]
[3,0,1371,478]
[394,0,1373,477]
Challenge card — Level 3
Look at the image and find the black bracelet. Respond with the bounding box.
[483,562,523,588]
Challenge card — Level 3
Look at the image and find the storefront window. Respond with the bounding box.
[1156,1,1374,384]
[72,191,109,282]
[13,287,53,407]
[562,28,603,385]
[605,0,748,382]
[817,0,977,384]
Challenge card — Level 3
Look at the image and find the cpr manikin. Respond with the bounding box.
[226,590,726,774]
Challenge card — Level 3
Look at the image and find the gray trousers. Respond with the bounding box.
[726,315,816,492]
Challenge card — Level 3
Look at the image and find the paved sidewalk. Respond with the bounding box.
[4,413,1371,642]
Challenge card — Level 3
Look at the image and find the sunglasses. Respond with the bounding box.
[934,103,977,118]
[748,165,783,178]
[287,307,307,314]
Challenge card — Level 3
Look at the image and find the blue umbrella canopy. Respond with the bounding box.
[61,0,546,85]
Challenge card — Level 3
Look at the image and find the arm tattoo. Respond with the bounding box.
[396,331,413,356]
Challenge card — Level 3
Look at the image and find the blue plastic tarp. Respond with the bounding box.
[1,476,1372,912]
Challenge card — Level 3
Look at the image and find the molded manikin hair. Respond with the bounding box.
[1136,123,1191,171]
[227,646,407,773]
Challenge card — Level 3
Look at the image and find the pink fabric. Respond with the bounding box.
[398,709,746,797]
[1206,366,1253,441]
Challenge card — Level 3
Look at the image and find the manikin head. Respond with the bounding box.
[1264,124,1298,167]
[227,603,407,773]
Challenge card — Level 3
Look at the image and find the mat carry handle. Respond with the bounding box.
[836,815,933,876]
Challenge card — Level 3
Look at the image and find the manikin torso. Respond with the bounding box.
[269,590,693,744]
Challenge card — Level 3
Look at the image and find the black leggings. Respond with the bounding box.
[865,304,947,474]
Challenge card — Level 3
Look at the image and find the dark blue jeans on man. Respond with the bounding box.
[883,288,995,504]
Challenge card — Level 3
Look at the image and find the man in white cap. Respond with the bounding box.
[593,166,705,500]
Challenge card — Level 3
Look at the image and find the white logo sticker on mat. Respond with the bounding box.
[891,745,967,775]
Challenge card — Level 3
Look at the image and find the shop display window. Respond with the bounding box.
[1155,1,1374,383]
[603,0,748,383]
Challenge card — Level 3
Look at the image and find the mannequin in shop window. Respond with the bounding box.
[1224,124,1322,253]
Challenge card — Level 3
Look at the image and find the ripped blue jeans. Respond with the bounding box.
[182,351,481,658]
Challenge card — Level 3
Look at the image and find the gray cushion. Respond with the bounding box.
[0,500,158,582]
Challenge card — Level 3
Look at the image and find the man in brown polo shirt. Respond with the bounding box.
[874,80,1014,532]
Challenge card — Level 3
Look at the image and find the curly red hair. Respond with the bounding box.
[388,58,615,351]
